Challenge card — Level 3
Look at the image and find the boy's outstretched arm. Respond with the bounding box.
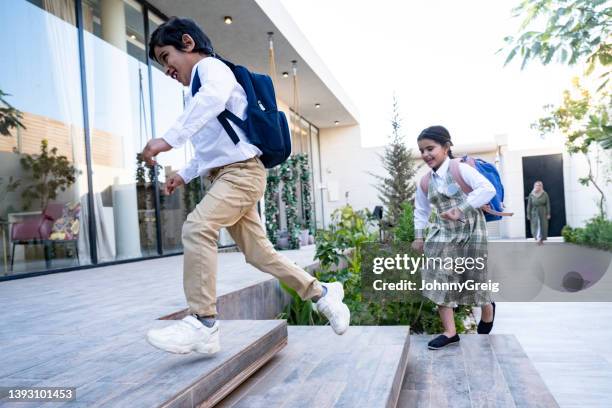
[142,138,172,166]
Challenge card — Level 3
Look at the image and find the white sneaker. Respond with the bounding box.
[314,282,350,335]
[146,315,220,354]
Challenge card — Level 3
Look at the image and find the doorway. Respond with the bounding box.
[522,154,567,237]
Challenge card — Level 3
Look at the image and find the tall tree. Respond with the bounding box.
[371,97,419,229]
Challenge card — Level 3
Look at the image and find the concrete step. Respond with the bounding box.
[400,334,560,407]
[0,320,287,408]
[217,325,411,408]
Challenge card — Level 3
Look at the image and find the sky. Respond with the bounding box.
[280,0,581,150]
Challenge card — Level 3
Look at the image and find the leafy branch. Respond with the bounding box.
[501,0,611,91]
[0,89,26,136]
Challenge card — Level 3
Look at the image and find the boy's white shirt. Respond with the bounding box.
[161,57,262,183]
[414,156,496,238]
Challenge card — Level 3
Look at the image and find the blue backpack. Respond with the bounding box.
[190,57,291,168]
[420,156,514,222]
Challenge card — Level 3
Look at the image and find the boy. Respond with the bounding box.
[142,17,350,355]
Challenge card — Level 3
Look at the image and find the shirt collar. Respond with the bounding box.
[432,156,451,179]
[188,57,210,92]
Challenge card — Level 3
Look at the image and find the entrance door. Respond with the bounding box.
[522,154,566,237]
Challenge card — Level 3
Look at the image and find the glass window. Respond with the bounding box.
[82,0,159,261]
[125,0,146,63]
[149,47,194,254]
[147,12,164,71]
[310,126,324,229]
[1,0,89,276]
[82,0,146,63]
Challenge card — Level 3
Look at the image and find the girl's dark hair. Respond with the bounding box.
[148,17,214,62]
[417,125,455,158]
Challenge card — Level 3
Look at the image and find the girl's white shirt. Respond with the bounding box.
[414,156,496,238]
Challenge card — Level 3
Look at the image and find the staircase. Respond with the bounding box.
[0,250,560,408]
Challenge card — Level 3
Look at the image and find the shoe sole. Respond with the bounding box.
[146,335,221,355]
[332,303,350,335]
[428,341,460,350]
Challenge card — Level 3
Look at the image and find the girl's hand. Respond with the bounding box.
[440,207,464,222]
[411,239,424,253]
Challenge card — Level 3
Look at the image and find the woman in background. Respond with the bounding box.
[527,181,551,245]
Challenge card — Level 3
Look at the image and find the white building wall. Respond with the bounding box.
[318,124,384,227]
[563,146,612,227]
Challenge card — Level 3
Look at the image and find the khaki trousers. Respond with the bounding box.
[182,156,323,317]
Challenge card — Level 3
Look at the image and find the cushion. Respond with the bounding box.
[49,202,81,241]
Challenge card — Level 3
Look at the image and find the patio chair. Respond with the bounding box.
[10,202,79,271]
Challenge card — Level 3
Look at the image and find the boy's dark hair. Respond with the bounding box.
[148,17,214,62]
[417,125,455,158]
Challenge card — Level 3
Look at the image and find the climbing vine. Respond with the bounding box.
[280,157,301,249]
[265,168,281,245]
[296,153,314,234]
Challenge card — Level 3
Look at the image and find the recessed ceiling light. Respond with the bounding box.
[282,72,289,78]
[334,121,339,125]
[315,103,321,109]
[224,16,233,25]
[130,34,136,39]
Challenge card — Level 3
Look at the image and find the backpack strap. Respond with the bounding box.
[419,158,470,195]
[217,111,242,145]
[448,158,472,194]
[191,67,246,146]
[419,171,431,195]
[481,204,514,217]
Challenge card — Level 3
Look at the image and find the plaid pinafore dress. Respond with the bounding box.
[421,170,493,307]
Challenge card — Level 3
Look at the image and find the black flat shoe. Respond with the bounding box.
[428,334,460,350]
[477,302,496,334]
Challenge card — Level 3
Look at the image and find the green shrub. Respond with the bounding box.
[561,225,576,243]
[277,282,325,326]
[563,217,612,251]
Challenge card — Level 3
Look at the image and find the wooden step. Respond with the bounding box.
[400,334,559,407]
[0,320,287,408]
[217,325,411,408]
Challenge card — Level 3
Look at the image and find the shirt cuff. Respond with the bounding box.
[162,128,183,148]
[177,168,196,185]
[415,229,425,239]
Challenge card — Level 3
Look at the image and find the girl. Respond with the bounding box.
[527,181,551,245]
[412,126,496,350]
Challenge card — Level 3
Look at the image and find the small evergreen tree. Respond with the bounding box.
[371,97,419,231]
